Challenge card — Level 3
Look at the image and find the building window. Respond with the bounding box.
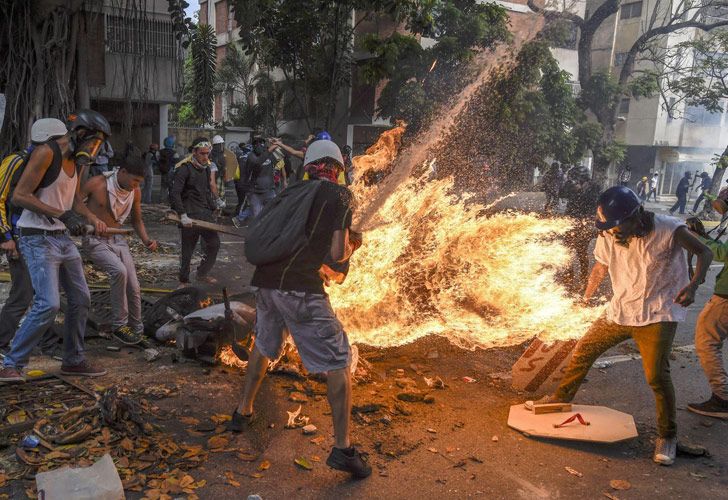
[686,103,724,126]
[106,15,176,58]
[614,52,629,66]
[620,2,643,20]
[619,98,630,114]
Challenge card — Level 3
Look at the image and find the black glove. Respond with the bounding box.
[686,217,707,238]
[58,210,87,236]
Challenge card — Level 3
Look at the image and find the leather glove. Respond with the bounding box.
[180,213,193,227]
[59,210,88,236]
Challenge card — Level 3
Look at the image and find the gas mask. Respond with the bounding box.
[71,130,107,167]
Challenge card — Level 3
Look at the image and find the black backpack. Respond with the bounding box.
[244,180,323,265]
[158,148,175,175]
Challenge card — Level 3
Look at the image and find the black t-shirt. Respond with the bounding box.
[251,181,353,293]
[247,151,275,194]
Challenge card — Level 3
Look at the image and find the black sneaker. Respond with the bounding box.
[112,326,143,345]
[688,394,728,419]
[227,409,255,433]
[326,446,372,479]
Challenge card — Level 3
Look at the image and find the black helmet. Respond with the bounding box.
[67,109,111,137]
[595,186,641,230]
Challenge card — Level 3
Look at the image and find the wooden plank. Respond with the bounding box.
[165,211,245,238]
[532,402,572,415]
[84,225,134,235]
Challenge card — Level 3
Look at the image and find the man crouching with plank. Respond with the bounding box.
[81,155,157,346]
[538,186,711,466]
[0,110,110,382]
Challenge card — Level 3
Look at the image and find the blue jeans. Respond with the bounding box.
[3,235,90,369]
[670,194,687,214]
[249,190,276,218]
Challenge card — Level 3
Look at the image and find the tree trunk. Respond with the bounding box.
[75,13,90,109]
[709,143,728,202]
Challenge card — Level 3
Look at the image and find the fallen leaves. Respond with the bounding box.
[610,479,631,491]
[120,437,135,452]
[179,416,200,426]
[6,410,26,424]
[225,471,241,487]
[210,414,232,425]
[565,466,583,478]
[259,460,271,471]
[294,456,314,470]
[206,435,229,451]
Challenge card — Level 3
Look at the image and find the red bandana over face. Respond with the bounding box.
[305,161,341,183]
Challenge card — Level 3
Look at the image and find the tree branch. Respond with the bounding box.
[526,0,584,26]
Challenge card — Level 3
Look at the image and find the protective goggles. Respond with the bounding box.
[193,141,212,149]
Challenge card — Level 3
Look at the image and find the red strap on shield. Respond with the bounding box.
[553,412,591,428]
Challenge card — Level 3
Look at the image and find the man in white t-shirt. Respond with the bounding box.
[541,186,712,466]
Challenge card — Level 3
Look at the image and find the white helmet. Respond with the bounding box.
[212,135,224,145]
[31,118,67,143]
[303,139,343,167]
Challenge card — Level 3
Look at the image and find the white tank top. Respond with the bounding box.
[18,166,78,231]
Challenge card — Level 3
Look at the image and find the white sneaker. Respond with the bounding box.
[653,437,677,465]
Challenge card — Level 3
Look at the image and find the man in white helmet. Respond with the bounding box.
[230,139,370,479]
[0,118,68,357]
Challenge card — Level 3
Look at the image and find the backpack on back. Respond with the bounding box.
[245,180,323,266]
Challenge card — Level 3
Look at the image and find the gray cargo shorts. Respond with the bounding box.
[254,288,351,374]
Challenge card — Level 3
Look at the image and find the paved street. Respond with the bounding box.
[2,195,727,499]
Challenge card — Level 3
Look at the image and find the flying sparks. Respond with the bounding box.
[328,125,602,350]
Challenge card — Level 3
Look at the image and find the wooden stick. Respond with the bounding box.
[165,211,245,238]
[84,225,134,235]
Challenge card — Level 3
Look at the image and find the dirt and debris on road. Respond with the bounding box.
[1,209,728,499]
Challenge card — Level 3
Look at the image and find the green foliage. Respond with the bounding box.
[190,24,217,123]
[176,103,197,124]
[627,70,660,99]
[361,0,510,132]
[231,0,378,128]
[599,140,627,164]
[438,40,597,190]
[578,72,621,120]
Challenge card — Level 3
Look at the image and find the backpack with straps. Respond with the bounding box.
[244,180,324,266]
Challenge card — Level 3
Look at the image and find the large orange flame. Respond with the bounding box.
[328,125,602,349]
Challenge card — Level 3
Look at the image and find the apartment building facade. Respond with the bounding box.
[587,0,728,193]
[82,0,182,149]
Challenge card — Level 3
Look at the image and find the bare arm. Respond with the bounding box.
[272,140,304,159]
[674,226,712,306]
[583,261,609,303]
[12,145,64,218]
